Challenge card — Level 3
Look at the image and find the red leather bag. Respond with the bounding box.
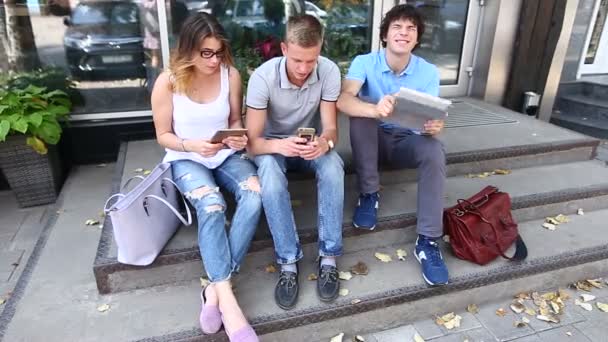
[443,186,527,265]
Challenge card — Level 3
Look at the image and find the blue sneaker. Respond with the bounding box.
[414,235,449,286]
[353,192,379,230]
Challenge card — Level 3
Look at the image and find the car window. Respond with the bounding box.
[111,3,139,24]
[72,4,109,25]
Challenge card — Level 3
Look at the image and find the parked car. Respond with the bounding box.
[63,1,146,80]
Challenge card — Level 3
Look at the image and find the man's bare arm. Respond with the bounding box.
[337,79,377,118]
[319,100,338,144]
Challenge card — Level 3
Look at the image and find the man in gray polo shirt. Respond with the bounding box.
[246,14,344,310]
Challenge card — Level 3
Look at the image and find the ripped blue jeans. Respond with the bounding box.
[171,154,262,282]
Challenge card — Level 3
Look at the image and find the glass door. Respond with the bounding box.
[580,0,608,75]
[388,0,481,97]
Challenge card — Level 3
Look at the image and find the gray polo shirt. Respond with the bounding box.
[246,56,341,138]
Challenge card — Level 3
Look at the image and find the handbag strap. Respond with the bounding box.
[104,193,126,213]
[142,178,193,226]
[455,199,527,261]
[121,175,146,192]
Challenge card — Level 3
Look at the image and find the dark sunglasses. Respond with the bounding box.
[200,49,225,59]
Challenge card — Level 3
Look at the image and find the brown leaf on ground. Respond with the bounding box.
[515,292,531,300]
[330,333,344,342]
[265,264,277,273]
[97,304,110,313]
[466,304,479,314]
[351,299,361,304]
[0,298,5,305]
[350,261,369,275]
[545,217,560,225]
[374,252,392,262]
[525,308,537,316]
[550,301,561,314]
[143,170,152,175]
[536,314,560,323]
[510,302,526,314]
[541,292,557,301]
[558,289,571,300]
[572,281,593,292]
[308,273,318,281]
[200,277,210,288]
[435,312,462,330]
[555,214,569,224]
[587,279,603,289]
[496,308,507,317]
[514,320,527,328]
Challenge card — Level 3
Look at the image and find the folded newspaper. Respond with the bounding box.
[384,87,452,132]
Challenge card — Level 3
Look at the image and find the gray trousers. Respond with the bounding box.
[350,117,446,238]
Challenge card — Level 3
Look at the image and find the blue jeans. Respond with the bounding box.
[254,151,344,264]
[171,154,262,282]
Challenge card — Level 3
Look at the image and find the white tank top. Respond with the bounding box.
[162,65,235,169]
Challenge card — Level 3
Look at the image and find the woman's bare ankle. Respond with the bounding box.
[219,301,248,335]
[204,283,219,306]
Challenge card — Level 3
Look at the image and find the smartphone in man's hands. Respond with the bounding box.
[296,127,316,144]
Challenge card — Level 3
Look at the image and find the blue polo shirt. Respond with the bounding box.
[345,50,440,130]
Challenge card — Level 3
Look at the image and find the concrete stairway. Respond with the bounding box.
[93,99,608,341]
[552,80,608,139]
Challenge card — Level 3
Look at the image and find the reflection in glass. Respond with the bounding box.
[402,0,468,85]
[585,0,608,65]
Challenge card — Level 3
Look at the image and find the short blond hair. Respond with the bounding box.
[285,14,324,47]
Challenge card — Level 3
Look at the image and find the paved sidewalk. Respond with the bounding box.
[345,281,608,342]
[0,191,51,307]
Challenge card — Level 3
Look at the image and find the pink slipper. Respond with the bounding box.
[200,287,222,334]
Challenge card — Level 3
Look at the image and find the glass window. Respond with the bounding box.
[402,0,469,85]
[0,0,164,116]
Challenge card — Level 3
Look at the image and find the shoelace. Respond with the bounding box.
[421,239,443,267]
[319,266,338,287]
[279,271,297,289]
[359,193,378,209]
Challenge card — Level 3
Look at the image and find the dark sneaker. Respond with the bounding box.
[414,235,449,286]
[353,192,379,230]
[275,270,299,310]
[317,264,340,302]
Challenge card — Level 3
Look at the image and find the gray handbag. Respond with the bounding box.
[104,162,192,266]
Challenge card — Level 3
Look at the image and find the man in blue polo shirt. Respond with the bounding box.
[337,4,448,286]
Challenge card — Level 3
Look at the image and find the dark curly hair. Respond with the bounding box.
[379,4,425,49]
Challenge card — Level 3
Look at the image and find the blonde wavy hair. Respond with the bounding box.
[169,13,234,94]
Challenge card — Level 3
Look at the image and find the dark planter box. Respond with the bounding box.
[0,135,64,207]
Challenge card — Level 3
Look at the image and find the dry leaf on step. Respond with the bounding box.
[97,304,110,313]
[575,299,593,311]
[541,292,557,301]
[308,273,318,281]
[515,292,531,300]
[339,289,349,297]
[442,235,450,243]
[510,302,525,314]
[493,169,512,175]
[566,332,573,337]
[572,281,593,292]
[587,279,603,289]
[354,336,365,342]
[536,314,560,323]
[545,217,560,225]
[580,294,596,302]
[596,302,608,312]
[339,271,353,280]
[542,222,556,231]
[555,214,569,223]
[143,170,152,175]
[558,288,571,300]
[396,249,407,261]
[85,219,100,226]
[443,315,462,330]
[525,308,537,316]
[550,301,561,314]
[265,264,277,273]
[495,308,507,317]
[514,320,527,328]
[0,298,5,305]
[330,333,344,342]
[351,299,361,304]
[413,333,425,342]
[374,252,392,263]
[522,317,530,324]
[133,168,144,173]
[466,304,479,314]
[577,208,585,216]
[350,261,369,275]
[200,277,210,288]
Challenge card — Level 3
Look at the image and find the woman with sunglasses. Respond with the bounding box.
[151,12,261,342]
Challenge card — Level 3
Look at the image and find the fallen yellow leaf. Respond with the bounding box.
[542,222,556,230]
[536,314,560,323]
[339,288,349,296]
[466,303,479,314]
[0,298,5,305]
[510,302,525,314]
[330,332,344,342]
[545,217,560,225]
[443,315,462,330]
[597,302,608,312]
[351,299,361,304]
[133,168,144,173]
[307,273,318,281]
[200,277,210,288]
[515,292,531,300]
[575,299,593,311]
[374,252,392,262]
[587,279,603,289]
[493,169,512,175]
[97,304,110,312]
[396,249,407,261]
[555,214,569,223]
[514,320,527,328]
[525,308,537,316]
[354,336,365,342]
[496,308,507,317]
[143,170,152,176]
[85,219,100,226]
[338,271,352,280]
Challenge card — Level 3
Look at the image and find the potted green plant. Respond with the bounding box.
[0,83,72,207]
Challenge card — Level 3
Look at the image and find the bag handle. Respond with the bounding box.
[104,193,126,213]
[142,178,193,226]
[455,199,527,261]
[121,175,146,192]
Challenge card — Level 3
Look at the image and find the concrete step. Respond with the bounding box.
[551,113,608,140]
[142,207,608,342]
[558,81,608,101]
[94,159,608,294]
[556,94,608,121]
